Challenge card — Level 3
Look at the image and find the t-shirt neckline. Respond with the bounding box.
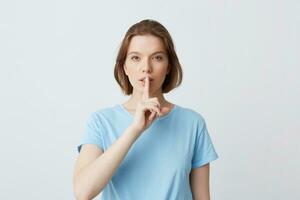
[118,103,178,121]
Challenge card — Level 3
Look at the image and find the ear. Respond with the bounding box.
[123,64,128,76]
[166,65,171,75]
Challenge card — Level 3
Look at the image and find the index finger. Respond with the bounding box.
[142,76,149,100]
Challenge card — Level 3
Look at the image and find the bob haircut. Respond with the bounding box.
[114,19,183,95]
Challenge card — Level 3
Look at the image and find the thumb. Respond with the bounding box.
[148,110,156,121]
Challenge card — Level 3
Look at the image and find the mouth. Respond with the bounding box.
[139,78,154,86]
[139,77,154,82]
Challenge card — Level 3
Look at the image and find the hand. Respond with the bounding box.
[131,76,170,133]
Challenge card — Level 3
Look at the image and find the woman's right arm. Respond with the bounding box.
[73,77,168,200]
[73,125,142,200]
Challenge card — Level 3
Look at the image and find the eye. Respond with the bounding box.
[154,55,163,61]
[131,56,140,61]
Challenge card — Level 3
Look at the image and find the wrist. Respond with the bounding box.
[128,125,143,137]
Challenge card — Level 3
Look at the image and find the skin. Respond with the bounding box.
[190,163,211,200]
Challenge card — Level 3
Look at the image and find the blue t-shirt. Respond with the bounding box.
[77,104,219,200]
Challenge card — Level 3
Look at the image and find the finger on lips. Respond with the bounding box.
[142,76,162,117]
[143,76,149,100]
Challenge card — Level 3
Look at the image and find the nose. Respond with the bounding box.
[142,59,152,73]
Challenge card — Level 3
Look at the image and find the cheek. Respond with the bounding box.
[124,63,136,77]
[124,69,139,86]
[157,66,169,78]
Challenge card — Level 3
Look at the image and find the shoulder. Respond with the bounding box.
[91,104,120,117]
[175,105,206,122]
[87,104,120,124]
[174,105,208,131]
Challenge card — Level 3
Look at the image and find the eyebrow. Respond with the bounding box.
[127,51,166,56]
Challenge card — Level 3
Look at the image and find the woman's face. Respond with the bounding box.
[124,34,170,95]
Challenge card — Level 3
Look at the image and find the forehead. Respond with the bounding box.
[127,35,166,54]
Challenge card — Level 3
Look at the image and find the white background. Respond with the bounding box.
[1,0,299,199]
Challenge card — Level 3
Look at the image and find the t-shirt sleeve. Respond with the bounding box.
[77,112,104,153]
[191,119,219,169]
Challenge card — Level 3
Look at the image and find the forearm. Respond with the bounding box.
[74,125,141,200]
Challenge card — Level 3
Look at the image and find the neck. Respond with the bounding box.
[123,89,170,110]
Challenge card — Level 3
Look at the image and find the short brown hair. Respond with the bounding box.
[114,19,183,95]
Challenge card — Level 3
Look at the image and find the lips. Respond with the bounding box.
[139,77,154,81]
[139,77,154,86]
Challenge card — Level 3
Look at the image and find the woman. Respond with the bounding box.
[73,19,218,200]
